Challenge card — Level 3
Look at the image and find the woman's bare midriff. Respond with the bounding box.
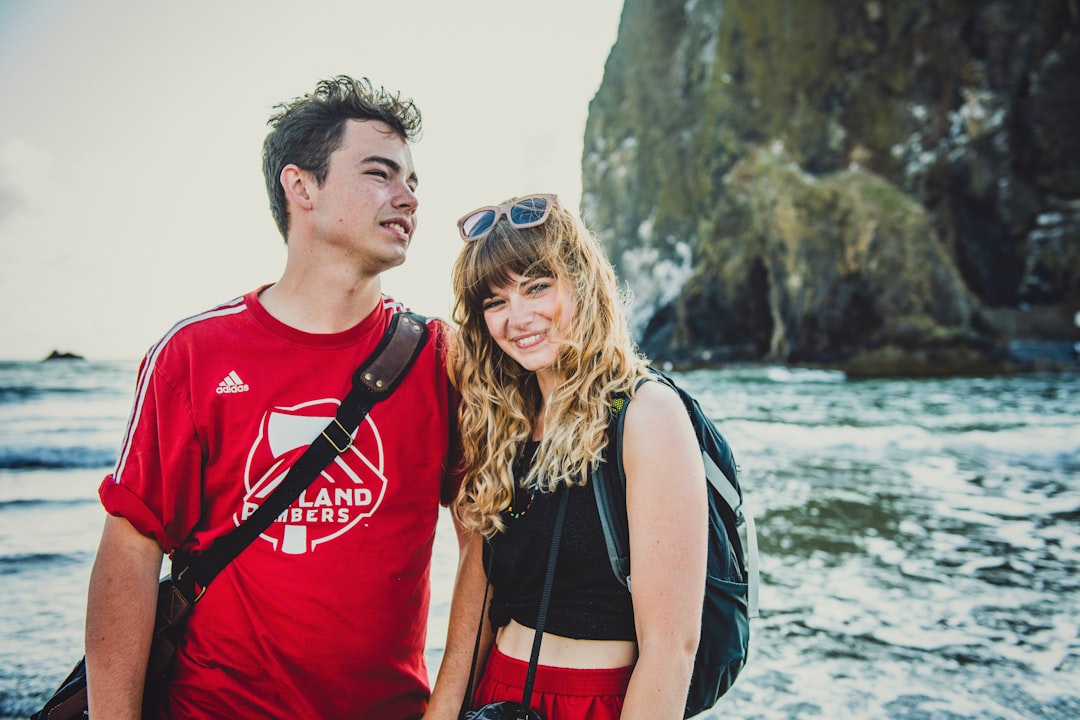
[495,619,638,669]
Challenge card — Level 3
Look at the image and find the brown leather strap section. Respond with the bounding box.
[355,312,429,395]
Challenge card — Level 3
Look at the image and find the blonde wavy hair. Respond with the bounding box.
[450,197,650,538]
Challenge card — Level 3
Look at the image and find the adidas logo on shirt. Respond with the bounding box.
[217,371,250,394]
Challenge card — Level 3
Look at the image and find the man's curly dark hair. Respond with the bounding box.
[261,75,422,240]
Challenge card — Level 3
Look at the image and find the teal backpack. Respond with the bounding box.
[591,368,759,718]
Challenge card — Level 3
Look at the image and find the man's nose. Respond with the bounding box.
[393,181,418,212]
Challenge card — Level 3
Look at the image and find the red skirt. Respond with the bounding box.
[472,645,633,720]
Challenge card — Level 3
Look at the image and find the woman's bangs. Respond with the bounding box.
[463,225,551,310]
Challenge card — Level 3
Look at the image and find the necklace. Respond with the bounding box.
[507,486,536,519]
[507,440,540,519]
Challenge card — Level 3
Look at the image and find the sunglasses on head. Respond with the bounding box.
[457,193,558,242]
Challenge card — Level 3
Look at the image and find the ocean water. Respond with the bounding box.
[1,360,1078,719]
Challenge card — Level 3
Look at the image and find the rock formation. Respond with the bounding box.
[43,350,85,361]
[582,0,1080,374]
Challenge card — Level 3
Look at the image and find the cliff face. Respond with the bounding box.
[582,0,1080,373]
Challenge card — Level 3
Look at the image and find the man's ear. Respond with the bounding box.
[281,164,314,211]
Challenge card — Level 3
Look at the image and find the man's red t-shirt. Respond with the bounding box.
[100,290,461,719]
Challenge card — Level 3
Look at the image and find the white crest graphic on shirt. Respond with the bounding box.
[235,398,387,554]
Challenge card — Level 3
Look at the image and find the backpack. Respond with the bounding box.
[591,367,759,718]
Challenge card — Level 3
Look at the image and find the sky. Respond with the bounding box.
[0,0,625,360]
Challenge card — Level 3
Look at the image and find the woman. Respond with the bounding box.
[427,194,707,720]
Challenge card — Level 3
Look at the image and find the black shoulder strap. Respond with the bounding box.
[177,311,429,596]
[521,487,569,706]
[459,487,570,719]
[591,374,669,591]
[592,394,632,590]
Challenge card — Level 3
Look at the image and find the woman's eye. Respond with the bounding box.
[528,281,551,295]
[482,298,504,311]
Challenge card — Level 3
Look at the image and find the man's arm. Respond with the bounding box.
[423,519,492,720]
[85,514,164,719]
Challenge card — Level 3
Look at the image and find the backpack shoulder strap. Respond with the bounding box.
[592,408,629,589]
[591,375,657,591]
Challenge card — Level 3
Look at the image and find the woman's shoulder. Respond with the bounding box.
[623,374,691,434]
[619,374,703,487]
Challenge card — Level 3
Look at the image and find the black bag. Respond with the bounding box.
[591,367,759,718]
[31,311,430,720]
[30,567,195,720]
[464,701,543,720]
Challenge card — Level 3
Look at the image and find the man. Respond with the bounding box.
[85,76,460,719]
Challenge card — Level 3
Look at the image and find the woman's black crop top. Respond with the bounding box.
[484,442,636,641]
